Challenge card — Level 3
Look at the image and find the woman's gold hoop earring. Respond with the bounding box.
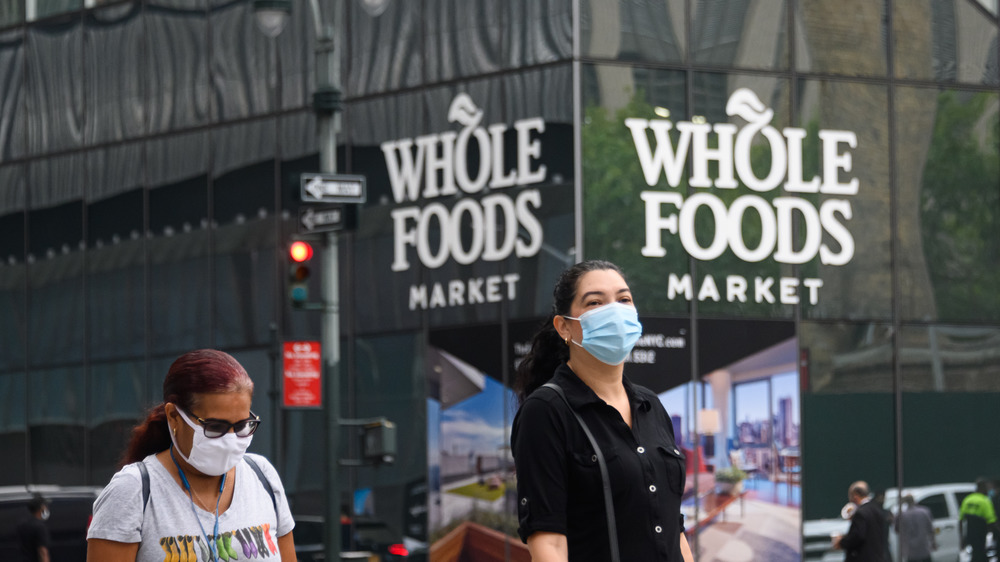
[564,336,571,346]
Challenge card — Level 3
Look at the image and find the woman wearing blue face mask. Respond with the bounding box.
[512,260,694,562]
[87,349,296,561]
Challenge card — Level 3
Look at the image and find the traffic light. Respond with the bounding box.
[288,240,314,307]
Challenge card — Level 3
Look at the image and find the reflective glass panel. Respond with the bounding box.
[893,0,999,84]
[503,0,572,67]
[0,229,25,372]
[0,27,26,159]
[0,167,25,373]
[0,1,24,28]
[145,1,210,133]
[692,0,788,70]
[86,143,144,205]
[212,119,276,227]
[273,0,310,112]
[27,196,85,366]
[87,189,145,361]
[226,350,272,460]
[33,0,81,21]
[85,2,144,144]
[88,360,144,484]
[25,17,84,154]
[213,224,276,349]
[29,366,86,484]
[580,0,684,64]
[424,0,502,83]
[896,86,1000,323]
[0,371,26,484]
[581,64,689,316]
[210,0,277,119]
[795,0,887,78]
[689,74,794,319]
[148,134,210,354]
[796,80,891,321]
[346,0,423,97]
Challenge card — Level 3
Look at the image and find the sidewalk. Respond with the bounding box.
[691,495,802,562]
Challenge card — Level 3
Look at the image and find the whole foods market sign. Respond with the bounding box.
[381,94,547,310]
[628,89,858,305]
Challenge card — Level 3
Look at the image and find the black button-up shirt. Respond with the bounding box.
[512,363,687,561]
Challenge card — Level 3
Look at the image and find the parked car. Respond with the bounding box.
[294,514,427,562]
[803,482,976,562]
[0,484,103,561]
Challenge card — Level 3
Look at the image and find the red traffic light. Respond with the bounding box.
[289,241,313,262]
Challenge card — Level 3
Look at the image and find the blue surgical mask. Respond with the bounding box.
[564,302,643,365]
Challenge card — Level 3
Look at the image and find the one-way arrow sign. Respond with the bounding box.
[299,206,345,233]
[300,173,366,204]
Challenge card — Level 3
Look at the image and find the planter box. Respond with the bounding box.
[716,481,744,496]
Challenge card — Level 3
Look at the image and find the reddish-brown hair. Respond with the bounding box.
[119,349,254,466]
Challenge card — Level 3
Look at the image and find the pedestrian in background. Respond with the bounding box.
[833,481,889,562]
[895,494,936,562]
[87,349,297,561]
[959,478,998,562]
[512,260,694,562]
[16,495,50,562]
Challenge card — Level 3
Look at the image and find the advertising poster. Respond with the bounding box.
[426,325,523,560]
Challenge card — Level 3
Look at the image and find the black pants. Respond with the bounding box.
[904,557,931,562]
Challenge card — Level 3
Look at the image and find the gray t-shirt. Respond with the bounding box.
[88,453,294,561]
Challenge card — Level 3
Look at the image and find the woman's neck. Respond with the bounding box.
[567,357,626,403]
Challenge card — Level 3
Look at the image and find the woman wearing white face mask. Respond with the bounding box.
[512,260,694,562]
[87,349,296,561]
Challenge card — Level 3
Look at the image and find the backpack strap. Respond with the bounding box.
[137,460,150,512]
[244,455,278,514]
[543,382,621,562]
[138,456,277,515]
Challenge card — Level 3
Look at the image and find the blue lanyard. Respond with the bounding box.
[170,449,226,562]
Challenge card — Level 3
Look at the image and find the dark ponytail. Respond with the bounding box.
[120,404,171,466]
[119,349,255,466]
[514,260,625,402]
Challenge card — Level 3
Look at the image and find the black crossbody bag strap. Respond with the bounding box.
[543,382,621,562]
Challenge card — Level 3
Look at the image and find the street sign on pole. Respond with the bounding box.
[283,341,322,408]
[299,206,345,234]
[300,173,366,204]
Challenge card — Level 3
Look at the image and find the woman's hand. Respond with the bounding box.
[527,531,568,562]
[680,532,695,562]
[87,538,139,562]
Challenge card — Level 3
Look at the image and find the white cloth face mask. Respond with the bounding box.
[170,407,253,476]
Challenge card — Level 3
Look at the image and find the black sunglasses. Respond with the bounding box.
[185,410,261,438]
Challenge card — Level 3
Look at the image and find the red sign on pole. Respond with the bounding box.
[283,341,322,408]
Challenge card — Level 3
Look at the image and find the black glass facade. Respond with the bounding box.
[0,1,998,561]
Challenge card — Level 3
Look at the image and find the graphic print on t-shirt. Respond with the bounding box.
[155,524,279,561]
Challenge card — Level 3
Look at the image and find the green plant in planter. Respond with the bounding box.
[715,466,747,484]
